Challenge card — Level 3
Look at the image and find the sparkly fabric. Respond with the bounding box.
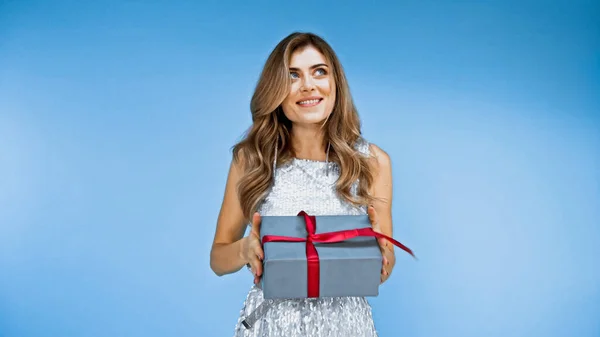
[233,138,379,337]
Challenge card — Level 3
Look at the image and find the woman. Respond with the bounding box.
[210,32,397,337]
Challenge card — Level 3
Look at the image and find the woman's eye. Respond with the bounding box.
[290,72,299,79]
[314,68,327,76]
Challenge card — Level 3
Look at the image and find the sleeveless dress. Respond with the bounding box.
[232,138,379,337]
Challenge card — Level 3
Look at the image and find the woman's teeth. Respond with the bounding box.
[298,99,320,105]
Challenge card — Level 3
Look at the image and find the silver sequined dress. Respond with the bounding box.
[233,138,378,337]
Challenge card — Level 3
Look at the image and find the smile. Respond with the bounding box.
[296,98,323,107]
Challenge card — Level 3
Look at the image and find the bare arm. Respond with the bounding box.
[368,143,396,283]
[210,154,259,276]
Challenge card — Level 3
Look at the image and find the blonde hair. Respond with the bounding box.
[232,32,375,221]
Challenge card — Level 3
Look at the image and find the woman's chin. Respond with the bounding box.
[294,111,331,124]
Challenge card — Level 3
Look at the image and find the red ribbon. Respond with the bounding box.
[262,211,415,298]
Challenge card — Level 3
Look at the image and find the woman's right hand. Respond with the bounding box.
[240,212,264,285]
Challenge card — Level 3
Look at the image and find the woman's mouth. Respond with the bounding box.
[296,98,323,107]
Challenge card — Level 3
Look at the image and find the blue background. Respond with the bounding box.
[1,1,598,336]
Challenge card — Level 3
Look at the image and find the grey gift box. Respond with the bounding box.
[259,214,383,299]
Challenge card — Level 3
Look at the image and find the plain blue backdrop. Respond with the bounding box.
[1,1,598,336]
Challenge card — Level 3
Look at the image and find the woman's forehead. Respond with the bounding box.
[289,46,329,68]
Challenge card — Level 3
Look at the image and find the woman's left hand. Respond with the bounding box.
[368,205,395,284]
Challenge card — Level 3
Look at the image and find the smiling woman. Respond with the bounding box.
[210,32,397,337]
[281,48,336,127]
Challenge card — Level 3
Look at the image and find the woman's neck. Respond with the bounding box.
[290,126,327,161]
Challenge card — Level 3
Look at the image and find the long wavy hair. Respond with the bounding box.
[232,32,375,221]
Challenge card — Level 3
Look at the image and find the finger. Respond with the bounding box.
[367,206,379,230]
[253,243,264,262]
[252,256,263,284]
[378,237,388,250]
[248,255,261,276]
[368,206,386,243]
[253,247,264,277]
[368,206,384,245]
[367,206,381,236]
[380,267,389,284]
[251,212,261,236]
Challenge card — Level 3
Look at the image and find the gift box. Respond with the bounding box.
[259,211,414,299]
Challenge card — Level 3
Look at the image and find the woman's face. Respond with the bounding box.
[281,45,336,126]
